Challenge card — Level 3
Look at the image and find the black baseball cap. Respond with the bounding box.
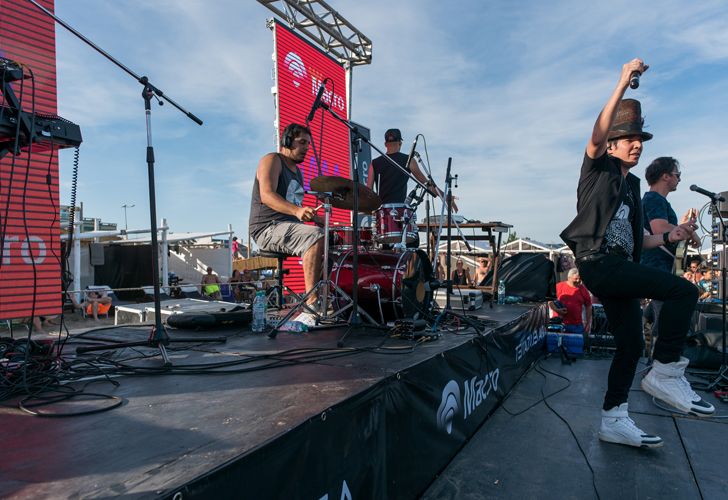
[384,128,402,142]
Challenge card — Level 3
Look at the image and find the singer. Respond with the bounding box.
[561,58,714,449]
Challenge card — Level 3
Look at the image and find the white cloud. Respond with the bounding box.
[50,0,728,246]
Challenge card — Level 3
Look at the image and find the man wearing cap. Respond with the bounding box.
[367,128,452,209]
[561,58,714,449]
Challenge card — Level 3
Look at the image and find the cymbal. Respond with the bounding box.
[310,175,381,212]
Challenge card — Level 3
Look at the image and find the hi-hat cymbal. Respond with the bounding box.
[310,175,381,212]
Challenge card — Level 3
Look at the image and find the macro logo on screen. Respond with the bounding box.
[283,51,307,88]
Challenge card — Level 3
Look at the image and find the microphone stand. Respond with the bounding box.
[694,199,728,390]
[308,106,389,345]
[445,158,454,311]
[27,0,227,363]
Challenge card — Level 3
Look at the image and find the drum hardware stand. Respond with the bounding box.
[28,0,228,363]
[268,192,376,338]
[693,196,728,390]
[306,106,429,346]
[444,159,455,310]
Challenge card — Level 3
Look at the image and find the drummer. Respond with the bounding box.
[249,123,324,326]
[366,128,455,210]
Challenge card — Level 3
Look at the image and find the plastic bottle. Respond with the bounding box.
[252,290,267,333]
[497,279,506,305]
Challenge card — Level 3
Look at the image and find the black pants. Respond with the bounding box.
[577,254,698,410]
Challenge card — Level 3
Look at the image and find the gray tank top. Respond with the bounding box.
[249,154,305,240]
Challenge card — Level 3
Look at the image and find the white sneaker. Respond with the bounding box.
[598,403,663,448]
[641,357,715,416]
[293,311,318,328]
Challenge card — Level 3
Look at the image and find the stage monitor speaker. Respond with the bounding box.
[719,191,728,216]
[698,312,728,331]
[89,243,105,266]
[350,121,371,227]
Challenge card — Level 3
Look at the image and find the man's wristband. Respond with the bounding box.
[663,231,671,245]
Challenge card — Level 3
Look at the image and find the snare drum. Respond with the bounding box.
[330,248,433,322]
[374,203,418,244]
[330,225,373,251]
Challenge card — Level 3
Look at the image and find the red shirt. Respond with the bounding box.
[556,281,592,326]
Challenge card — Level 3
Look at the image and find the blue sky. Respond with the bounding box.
[53,0,728,246]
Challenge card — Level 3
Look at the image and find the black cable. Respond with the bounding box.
[672,416,705,500]
[498,358,601,500]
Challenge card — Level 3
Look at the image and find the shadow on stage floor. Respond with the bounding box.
[423,354,728,500]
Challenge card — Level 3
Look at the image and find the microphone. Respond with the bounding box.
[306,83,327,122]
[404,188,418,206]
[629,71,640,89]
[690,184,726,202]
[406,135,419,167]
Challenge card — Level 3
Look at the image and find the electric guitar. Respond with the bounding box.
[673,240,688,276]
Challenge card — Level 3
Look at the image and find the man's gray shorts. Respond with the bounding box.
[254,221,324,257]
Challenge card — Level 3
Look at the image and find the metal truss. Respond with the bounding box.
[257,0,372,66]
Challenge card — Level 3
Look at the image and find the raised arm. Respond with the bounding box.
[586,59,648,159]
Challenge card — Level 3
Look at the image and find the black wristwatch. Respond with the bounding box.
[663,231,671,245]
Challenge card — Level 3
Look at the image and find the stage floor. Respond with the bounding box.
[423,354,728,500]
[0,303,534,499]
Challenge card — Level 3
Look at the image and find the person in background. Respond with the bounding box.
[201,266,222,300]
[549,268,593,335]
[84,289,112,321]
[451,259,471,286]
[687,259,703,284]
[474,256,493,286]
[697,268,713,301]
[231,236,242,259]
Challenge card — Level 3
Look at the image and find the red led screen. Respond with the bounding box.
[274,21,350,292]
[0,0,62,320]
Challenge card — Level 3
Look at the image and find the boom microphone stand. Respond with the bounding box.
[694,198,728,390]
[27,0,226,363]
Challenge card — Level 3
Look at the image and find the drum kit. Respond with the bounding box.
[304,175,434,325]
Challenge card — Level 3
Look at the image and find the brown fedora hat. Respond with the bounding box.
[608,98,653,141]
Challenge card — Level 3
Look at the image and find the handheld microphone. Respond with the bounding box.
[629,71,640,89]
[306,83,326,122]
[690,184,726,202]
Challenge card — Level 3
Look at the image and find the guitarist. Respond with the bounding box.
[641,157,699,274]
[641,157,699,356]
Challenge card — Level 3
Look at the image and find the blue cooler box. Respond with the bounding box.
[547,332,584,356]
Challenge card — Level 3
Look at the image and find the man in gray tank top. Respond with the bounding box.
[249,123,324,321]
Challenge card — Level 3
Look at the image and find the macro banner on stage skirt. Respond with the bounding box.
[273,21,350,293]
[174,304,548,499]
[0,0,62,319]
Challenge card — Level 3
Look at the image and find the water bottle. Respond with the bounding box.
[497,279,506,305]
[252,290,267,333]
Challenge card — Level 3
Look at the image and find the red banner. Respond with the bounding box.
[0,0,61,319]
[274,21,350,292]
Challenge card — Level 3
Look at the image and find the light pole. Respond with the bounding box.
[121,203,135,232]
